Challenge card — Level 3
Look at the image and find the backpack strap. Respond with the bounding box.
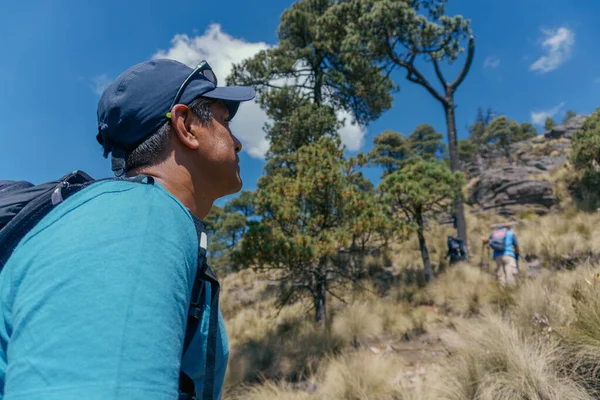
[179,217,220,400]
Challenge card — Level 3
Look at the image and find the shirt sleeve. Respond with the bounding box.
[512,232,519,247]
[2,183,198,400]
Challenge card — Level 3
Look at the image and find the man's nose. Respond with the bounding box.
[233,135,242,153]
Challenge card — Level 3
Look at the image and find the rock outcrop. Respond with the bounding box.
[468,165,556,216]
[465,114,588,215]
[544,114,587,139]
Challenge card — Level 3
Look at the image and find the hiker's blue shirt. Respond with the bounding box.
[0,180,228,400]
[492,228,518,260]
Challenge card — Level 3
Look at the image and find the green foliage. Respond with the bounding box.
[545,117,557,132]
[367,130,410,177]
[206,197,253,274]
[225,191,255,217]
[379,160,464,224]
[485,116,517,159]
[205,205,225,236]
[369,124,445,177]
[324,0,471,66]
[460,112,537,163]
[572,171,600,211]
[323,0,475,244]
[518,122,538,141]
[469,108,496,145]
[571,108,600,171]
[563,110,577,124]
[378,160,464,281]
[263,87,340,161]
[459,138,478,163]
[235,137,391,324]
[227,0,394,127]
[570,109,600,210]
[218,212,247,247]
[407,124,445,161]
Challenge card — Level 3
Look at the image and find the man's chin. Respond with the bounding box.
[222,177,243,197]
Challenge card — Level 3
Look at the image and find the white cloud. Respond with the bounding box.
[91,74,112,96]
[484,56,501,69]
[153,24,367,158]
[531,102,565,125]
[338,110,366,151]
[529,27,574,73]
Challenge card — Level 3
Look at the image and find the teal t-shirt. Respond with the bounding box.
[491,228,518,260]
[0,180,228,399]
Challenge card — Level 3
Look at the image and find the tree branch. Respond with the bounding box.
[403,57,447,105]
[326,289,347,305]
[449,35,476,90]
[432,56,447,89]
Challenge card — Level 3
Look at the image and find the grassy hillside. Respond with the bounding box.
[220,208,600,399]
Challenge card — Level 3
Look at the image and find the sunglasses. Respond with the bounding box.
[166,60,218,118]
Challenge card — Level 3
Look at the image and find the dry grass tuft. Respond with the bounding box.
[561,269,600,393]
[317,351,404,400]
[227,380,316,400]
[225,300,344,387]
[437,311,592,400]
[517,211,600,266]
[427,264,495,316]
[510,269,576,336]
[332,300,383,348]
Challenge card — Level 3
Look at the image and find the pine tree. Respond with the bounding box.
[544,117,557,132]
[368,130,411,177]
[224,190,255,217]
[407,124,445,161]
[563,110,577,124]
[379,160,464,282]
[324,0,474,245]
[235,137,390,325]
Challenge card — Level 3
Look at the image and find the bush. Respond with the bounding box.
[570,108,600,210]
[571,108,600,171]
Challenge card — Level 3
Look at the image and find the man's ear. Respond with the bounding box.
[170,104,200,150]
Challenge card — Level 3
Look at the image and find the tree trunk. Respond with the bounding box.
[314,279,327,326]
[416,209,433,282]
[444,100,468,249]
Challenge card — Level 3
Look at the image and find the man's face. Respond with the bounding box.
[192,101,243,197]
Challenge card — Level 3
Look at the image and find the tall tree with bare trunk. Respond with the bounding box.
[323,0,475,247]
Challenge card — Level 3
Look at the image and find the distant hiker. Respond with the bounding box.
[0,59,255,399]
[446,235,467,265]
[486,222,520,287]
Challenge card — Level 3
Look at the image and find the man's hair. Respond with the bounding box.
[125,97,215,172]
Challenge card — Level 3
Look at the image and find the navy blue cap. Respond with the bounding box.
[96,59,255,175]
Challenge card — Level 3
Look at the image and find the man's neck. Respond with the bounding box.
[132,165,215,220]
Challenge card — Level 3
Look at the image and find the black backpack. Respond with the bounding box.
[0,170,220,400]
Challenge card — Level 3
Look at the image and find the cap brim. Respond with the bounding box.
[202,86,255,102]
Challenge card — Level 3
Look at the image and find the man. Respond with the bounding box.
[0,59,254,399]
[446,235,466,265]
[487,222,520,287]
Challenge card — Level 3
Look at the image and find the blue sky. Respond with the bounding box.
[1,0,599,206]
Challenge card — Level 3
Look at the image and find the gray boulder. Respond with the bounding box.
[544,114,587,139]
